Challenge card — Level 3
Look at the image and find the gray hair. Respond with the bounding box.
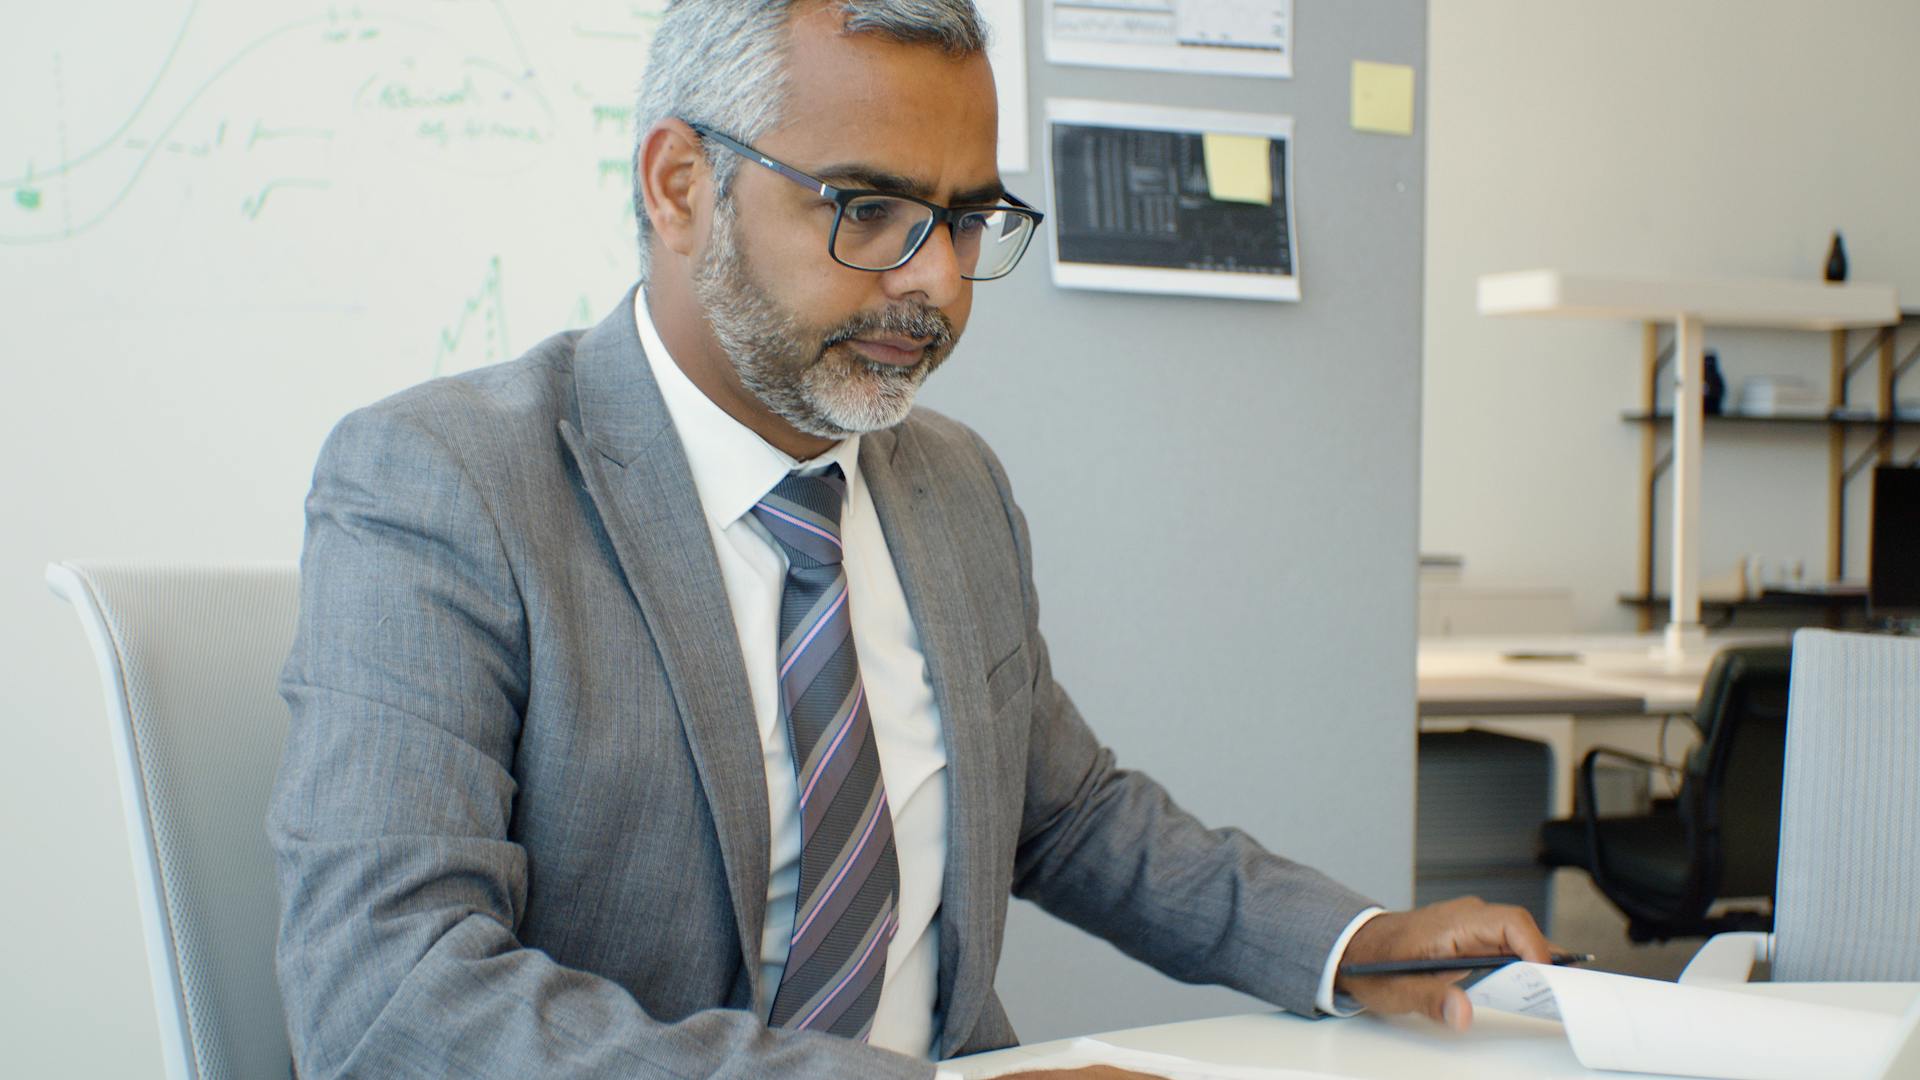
[631,0,987,279]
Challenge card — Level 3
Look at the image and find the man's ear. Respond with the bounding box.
[638,119,707,258]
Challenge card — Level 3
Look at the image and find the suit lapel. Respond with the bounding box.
[559,289,770,1007]
[859,427,997,1057]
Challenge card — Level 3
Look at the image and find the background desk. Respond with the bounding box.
[1412,633,1788,929]
[1417,632,1791,812]
[944,983,1920,1079]
[1418,632,1793,715]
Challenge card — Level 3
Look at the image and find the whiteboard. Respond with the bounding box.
[0,0,1033,614]
[2,0,1030,415]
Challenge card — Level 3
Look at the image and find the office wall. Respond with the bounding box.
[948,1,1426,1042]
[1423,0,1920,631]
[0,2,1421,1073]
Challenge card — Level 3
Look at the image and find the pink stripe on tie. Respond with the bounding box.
[778,584,848,680]
[799,685,864,811]
[795,909,898,1032]
[755,502,844,549]
[792,791,890,942]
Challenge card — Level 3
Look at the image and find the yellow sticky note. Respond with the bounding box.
[1351,60,1416,136]
[1200,133,1272,206]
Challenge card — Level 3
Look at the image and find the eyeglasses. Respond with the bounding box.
[688,123,1043,282]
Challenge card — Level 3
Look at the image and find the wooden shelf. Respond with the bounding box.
[1620,591,1866,610]
[1619,589,1871,628]
[1620,411,1914,428]
[1476,269,1910,641]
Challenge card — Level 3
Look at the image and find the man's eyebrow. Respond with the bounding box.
[815,163,1007,205]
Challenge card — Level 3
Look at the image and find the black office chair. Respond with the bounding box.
[1537,644,1791,943]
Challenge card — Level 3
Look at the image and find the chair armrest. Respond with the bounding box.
[1678,931,1773,985]
[1579,745,1683,813]
[1574,745,1678,905]
[1584,746,1666,771]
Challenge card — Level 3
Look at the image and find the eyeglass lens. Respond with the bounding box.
[834,196,1033,280]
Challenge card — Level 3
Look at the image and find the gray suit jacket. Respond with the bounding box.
[269,290,1375,1079]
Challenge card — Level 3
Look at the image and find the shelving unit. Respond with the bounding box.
[1615,590,1869,630]
[1477,271,1903,659]
[1626,311,1920,628]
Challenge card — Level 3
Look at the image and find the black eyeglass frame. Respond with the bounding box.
[686,122,1044,281]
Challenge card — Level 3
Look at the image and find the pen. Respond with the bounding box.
[1338,952,1594,978]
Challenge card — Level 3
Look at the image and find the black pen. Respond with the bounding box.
[1339,952,1594,978]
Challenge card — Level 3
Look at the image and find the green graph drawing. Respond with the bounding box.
[2,1,622,244]
[433,255,509,377]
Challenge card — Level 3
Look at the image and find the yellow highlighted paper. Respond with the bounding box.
[1351,60,1416,136]
[1200,133,1272,206]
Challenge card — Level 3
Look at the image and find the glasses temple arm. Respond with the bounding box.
[687,123,831,197]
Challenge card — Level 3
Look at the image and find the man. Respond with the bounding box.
[269,2,1551,1077]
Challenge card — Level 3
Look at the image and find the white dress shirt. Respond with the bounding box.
[635,291,949,1058]
[634,291,1375,1061]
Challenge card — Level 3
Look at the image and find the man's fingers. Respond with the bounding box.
[1498,906,1553,963]
[1348,970,1461,1021]
[1442,986,1473,1031]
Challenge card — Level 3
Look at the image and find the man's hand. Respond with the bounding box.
[990,1070,1165,1079]
[1334,896,1554,1032]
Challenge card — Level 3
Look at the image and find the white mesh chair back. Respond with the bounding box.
[46,562,299,1080]
[1773,628,1920,983]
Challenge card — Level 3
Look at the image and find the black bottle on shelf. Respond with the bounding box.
[1825,231,1848,283]
[1703,350,1726,415]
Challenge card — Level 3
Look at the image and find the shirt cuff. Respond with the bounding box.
[1316,906,1387,1016]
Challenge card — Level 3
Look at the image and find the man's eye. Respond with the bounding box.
[955,213,990,236]
[846,201,892,225]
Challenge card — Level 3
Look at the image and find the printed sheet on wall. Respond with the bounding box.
[1045,99,1298,302]
[1046,0,1293,78]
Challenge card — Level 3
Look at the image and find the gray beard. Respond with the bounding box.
[691,199,957,440]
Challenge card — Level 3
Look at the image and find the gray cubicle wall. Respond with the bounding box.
[919,2,1426,1041]
[1,2,1421,1071]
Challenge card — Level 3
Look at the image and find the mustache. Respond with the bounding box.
[821,304,956,354]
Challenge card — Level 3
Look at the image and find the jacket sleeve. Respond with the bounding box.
[964,428,1379,1019]
[269,398,934,1080]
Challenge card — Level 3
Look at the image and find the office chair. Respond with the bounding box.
[47,562,300,1080]
[1537,644,1791,943]
[1770,628,1920,981]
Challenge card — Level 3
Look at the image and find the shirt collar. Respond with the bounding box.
[633,287,862,531]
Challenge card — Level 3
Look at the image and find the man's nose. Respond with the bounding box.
[880,221,965,308]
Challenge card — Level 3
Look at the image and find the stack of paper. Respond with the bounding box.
[1468,962,1904,1079]
[1736,377,1828,418]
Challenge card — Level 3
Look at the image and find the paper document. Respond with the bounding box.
[1047,0,1293,79]
[1468,962,1902,1079]
[975,0,1030,172]
[967,1037,1347,1079]
[1045,99,1299,302]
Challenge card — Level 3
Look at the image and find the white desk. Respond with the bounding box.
[944,983,1920,1079]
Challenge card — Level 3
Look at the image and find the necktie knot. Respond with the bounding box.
[751,465,848,570]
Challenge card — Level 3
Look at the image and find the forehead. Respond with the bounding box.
[767,5,999,194]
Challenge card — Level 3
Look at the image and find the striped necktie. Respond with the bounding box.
[751,466,900,1041]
